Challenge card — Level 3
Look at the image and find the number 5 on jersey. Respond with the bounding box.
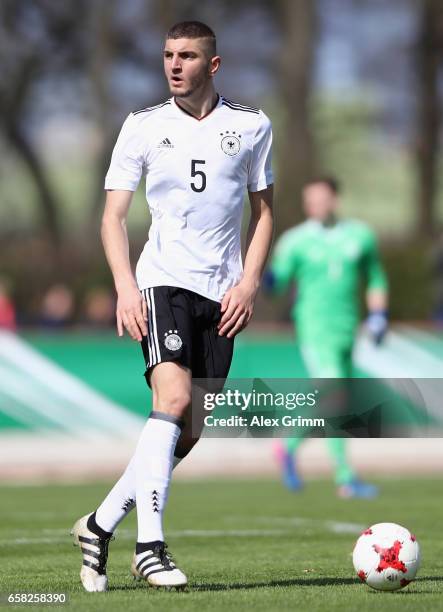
[190,159,206,192]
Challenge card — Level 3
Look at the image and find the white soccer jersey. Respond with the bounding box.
[104,95,273,302]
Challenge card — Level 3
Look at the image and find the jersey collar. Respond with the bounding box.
[172,94,222,121]
[309,218,342,232]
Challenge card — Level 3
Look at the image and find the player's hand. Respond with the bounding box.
[218,280,257,338]
[365,310,388,345]
[116,282,148,341]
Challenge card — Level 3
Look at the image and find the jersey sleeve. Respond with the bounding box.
[269,231,298,294]
[362,229,388,292]
[104,114,144,191]
[247,112,273,192]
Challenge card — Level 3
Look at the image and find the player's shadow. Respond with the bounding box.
[192,575,443,592]
[191,577,358,591]
[113,574,443,593]
[390,575,443,595]
[119,577,355,592]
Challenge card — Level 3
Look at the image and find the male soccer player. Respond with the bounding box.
[71,21,273,591]
[266,177,387,498]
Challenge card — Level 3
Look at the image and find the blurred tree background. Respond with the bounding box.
[0,0,442,323]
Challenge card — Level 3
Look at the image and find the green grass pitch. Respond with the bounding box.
[0,478,442,611]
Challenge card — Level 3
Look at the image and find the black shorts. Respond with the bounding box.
[140,286,234,386]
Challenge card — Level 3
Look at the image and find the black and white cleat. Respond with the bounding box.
[131,543,187,590]
[71,513,113,592]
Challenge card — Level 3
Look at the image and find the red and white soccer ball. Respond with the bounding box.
[352,522,420,591]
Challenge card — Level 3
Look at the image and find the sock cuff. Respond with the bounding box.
[136,540,164,554]
[150,410,184,430]
[87,511,113,539]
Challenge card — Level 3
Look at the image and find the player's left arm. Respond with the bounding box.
[363,229,389,344]
[218,185,274,338]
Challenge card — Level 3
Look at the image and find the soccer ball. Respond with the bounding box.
[352,522,420,591]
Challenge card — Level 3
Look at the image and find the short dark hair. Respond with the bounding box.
[304,175,341,194]
[166,21,217,56]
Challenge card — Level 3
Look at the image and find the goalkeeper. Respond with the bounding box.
[265,176,388,498]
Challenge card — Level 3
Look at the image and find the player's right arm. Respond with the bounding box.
[102,112,147,341]
[101,190,147,341]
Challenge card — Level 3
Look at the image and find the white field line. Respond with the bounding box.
[0,518,365,546]
[246,516,365,535]
[354,331,443,423]
[0,530,287,546]
[0,331,143,437]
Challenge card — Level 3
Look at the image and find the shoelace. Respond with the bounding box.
[87,535,113,573]
[97,538,111,572]
[152,543,174,570]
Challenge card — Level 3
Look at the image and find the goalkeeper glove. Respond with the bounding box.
[262,269,277,294]
[365,310,388,345]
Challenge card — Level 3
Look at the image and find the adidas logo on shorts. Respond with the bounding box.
[158,137,174,149]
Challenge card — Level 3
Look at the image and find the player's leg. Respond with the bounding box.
[131,292,233,586]
[302,344,358,491]
[92,458,136,534]
[71,366,189,592]
[310,346,378,499]
[129,287,198,588]
[131,361,189,587]
[135,361,189,548]
[90,391,197,540]
[87,423,189,543]
[273,435,304,491]
[173,385,208,458]
[88,426,188,541]
[273,340,319,491]
[276,339,355,492]
[313,346,357,491]
[84,288,197,531]
[72,287,192,590]
[182,292,235,444]
[334,440,378,498]
[327,437,355,486]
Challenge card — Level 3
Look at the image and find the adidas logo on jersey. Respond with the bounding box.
[158,137,174,149]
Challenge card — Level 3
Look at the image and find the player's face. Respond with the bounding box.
[302,183,338,221]
[163,38,217,98]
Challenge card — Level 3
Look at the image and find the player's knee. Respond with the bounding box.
[154,390,191,417]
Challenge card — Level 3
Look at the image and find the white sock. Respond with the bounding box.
[95,455,137,533]
[135,412,181,543]
[94,432,184,534]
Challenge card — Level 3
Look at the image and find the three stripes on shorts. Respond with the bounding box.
[143,288,161,367]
